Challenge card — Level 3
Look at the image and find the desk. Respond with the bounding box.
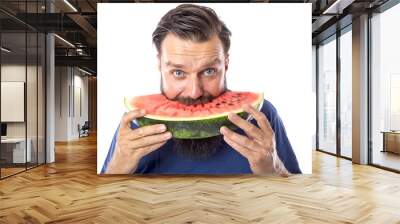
[1,138,31,163]
[381,131,400,154]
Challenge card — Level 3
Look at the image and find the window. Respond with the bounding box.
[339,28,352,158]
[318,36,337,155]
[370,2,400,171]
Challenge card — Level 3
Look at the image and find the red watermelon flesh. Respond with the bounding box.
[126,91,262,120]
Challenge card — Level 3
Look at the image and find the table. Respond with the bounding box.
[381,131,400,154]
[1,138,31,163]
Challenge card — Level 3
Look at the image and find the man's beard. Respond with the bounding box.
[173,135,224,160]
[160,77,227,160]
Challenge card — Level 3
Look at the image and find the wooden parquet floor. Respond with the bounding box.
[1,134,400,223]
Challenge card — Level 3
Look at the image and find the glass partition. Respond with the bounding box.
[317,36,337,155]
[0,1,46,179]
[1,31,28,177]
[38,32,45,165]
[27,30,38,169]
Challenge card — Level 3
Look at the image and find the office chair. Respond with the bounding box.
[79,121,90,138]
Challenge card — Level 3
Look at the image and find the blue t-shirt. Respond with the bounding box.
[101,99,301,174]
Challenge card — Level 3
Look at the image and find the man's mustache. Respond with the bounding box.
[174,95,215,105]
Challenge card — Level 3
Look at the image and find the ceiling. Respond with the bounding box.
[0,0,393,75]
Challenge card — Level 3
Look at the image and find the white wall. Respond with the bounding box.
[1,65,39,138]
[55,66,68,141]
[98,3,313,174]
[55,66,89,141]
[1,64,46,163]
[73,72,89,137]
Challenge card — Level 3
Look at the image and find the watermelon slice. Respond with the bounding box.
[124,91,264,139]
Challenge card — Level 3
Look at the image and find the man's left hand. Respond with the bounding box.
[220,104,289,176]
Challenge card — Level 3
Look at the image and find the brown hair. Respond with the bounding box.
[152,4,232,55]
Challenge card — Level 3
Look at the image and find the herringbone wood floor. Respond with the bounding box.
[1,134,400,224]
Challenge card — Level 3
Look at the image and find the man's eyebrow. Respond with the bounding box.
[200,58,221,68]
[165,61,186,68]
[165,58,221,69]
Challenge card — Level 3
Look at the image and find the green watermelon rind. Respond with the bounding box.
[125,92,264,139]
[135,112,249,139]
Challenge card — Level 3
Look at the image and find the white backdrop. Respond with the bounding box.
[97,3,312,174]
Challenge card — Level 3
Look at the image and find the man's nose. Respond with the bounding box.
[187,76,203,99]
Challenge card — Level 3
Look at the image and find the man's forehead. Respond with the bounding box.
[160,34,225,59]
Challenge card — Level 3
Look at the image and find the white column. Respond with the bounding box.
[46,1,55,163]
[352,14,369,164]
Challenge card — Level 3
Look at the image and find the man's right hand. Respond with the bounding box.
[106,109,172,174]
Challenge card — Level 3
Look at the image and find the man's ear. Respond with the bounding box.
[224,54,230,71]
[157,53,161,72]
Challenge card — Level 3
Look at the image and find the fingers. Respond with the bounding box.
[128,131,172,149]
[120,109,145,129]
[136,141,169,158]
[227,112,264,141]
[243,104,273,134]
[220,126,261,152]
[222,135,252,159]
[127,124,167,140]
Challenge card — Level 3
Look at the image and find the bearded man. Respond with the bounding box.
[101,4,301,175]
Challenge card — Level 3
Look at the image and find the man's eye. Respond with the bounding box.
[172,70,185,78]
[203,68,216,76]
